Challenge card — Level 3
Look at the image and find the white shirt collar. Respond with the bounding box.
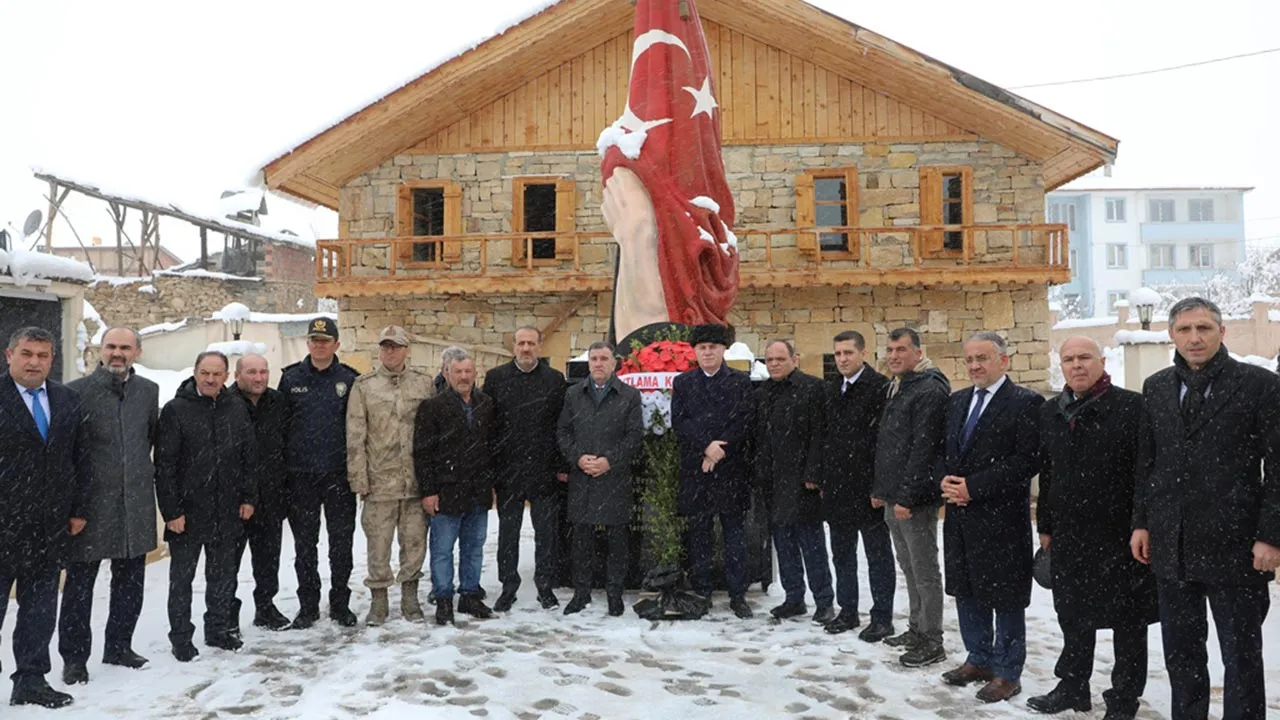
[841,366,866,386]
[974,374,1007,398]
[14,379,48,396]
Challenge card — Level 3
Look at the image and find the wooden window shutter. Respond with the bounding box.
[511,180,527,265]
[554,179,577,260]
[795,172,817,254]
[396,185,414,263]
[443,183,462,262]
[919,168,942,256]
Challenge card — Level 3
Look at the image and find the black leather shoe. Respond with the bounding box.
[811,605,836,626]
[883,629,920,648]
[171,642,199,662]
[457,595,494,619]
[899,639,946,668]
[607,595,624,617]
[1026,683,1091,714]
[290,608,320,630]
[435,598,455,626]
[10,678,73,708]
[729,596,753,619]
[537,589,560,609]
[102,648,149,669]
[61,662,89,685]
[824,610,861,635]
[206,633,243,652]
[494,589,518,613]
[770,601,807,620]
[563,594,591,615]
[330,605,358,627]
[254,605,291,631]
[858,621,894,643]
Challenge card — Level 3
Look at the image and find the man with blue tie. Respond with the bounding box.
[0,326,91,709]
[937,332,1043,704]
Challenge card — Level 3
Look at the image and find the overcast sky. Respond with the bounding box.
[2,0,1276,263]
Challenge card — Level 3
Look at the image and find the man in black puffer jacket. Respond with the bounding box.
[155,351,258,663]
[872,327,950,669]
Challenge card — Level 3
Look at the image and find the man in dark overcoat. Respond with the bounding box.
[754,339,832,624]
[228,353,292,631]
[0,326,90,709]
[557,341,644,617]
[1131,297,1280,720]
[819,330,894,640]
[484,326,569,612]
[1029,336,1156,720]
[155,351,258,663]
[936,332,1044,703]
[671,323,755,619]
[58,327,158,685]
[414,350,497,626]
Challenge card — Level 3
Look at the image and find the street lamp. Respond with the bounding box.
[216,302,251,341]
[229,316,245,341]
[1130,287,1160,331]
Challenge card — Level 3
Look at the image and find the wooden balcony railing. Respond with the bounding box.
[315,224,1069,295]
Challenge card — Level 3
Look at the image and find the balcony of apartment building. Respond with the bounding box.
[1140,240,1236,286]
[313,223,1069,297]
[1138,197,1244,244]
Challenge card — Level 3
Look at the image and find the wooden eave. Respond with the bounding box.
[264,0,1117,209]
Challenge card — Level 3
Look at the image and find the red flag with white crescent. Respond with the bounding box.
[599,0,738,328]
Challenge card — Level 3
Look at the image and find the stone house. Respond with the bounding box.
[259,0,1117,388]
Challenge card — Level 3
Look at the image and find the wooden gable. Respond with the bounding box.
[410,20,971,154]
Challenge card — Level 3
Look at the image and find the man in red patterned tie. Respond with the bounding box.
[599,0,738,346]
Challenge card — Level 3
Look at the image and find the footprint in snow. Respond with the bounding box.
[594,681,633,697]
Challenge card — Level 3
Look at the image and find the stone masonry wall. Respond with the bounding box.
[88,275,316,331]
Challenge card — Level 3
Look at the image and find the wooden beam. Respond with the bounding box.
[540,292,594,342]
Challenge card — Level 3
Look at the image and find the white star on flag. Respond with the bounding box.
[682,78,718,119]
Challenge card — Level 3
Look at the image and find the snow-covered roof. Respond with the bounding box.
[0,248,94,285]
[32,166,316,250]
[154,268,263,283]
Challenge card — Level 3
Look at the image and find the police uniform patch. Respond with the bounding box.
[336,382,349,398]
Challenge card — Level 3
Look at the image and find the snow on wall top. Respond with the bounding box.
[213,302,252,323]
[1114,329,1169,345]
[0,248,94,285]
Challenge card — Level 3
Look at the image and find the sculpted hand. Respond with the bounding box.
[240,504,255,521]
[167,516,186,534]
[1253,541,1280,573]
[893,505,912,521]
[69,518,86,536]
[1130,529,1150,565]
[422,495,440,516]
[602,167,658,249]
[602,166,666,340]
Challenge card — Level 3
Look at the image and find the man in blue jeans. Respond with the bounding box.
[413,350,497,626]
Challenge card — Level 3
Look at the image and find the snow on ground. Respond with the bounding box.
[5,514,1278,719]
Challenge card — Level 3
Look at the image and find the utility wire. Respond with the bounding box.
[1009,47,1280,89]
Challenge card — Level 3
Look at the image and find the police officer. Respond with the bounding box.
[279,318,360,628]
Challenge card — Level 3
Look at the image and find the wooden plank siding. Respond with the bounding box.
[408,21,974,155]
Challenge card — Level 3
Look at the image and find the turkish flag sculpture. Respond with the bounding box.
[599,0,738,328]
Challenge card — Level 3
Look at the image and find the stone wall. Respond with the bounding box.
[87,274,316,331]
[262,242,315,283]
[336,281,1052,390]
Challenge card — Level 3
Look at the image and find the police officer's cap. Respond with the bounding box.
[308,317,339,340]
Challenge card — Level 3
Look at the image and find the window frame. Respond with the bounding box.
[1106,290,1127,315]
[1106,243,1127,269]
[1188,198,1215,223]
[1148,198,1176,223]
[1105,197,1126,223]
[920,166,974,258]
[396,180,463,267]
[511,176,577,266]
[1149,244,1175,269]
[1189,243,1214,268]
[795,167,860,257]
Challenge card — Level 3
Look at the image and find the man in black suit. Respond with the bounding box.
[1131,297,1280,720]
[819,330,894,641]
[0,326,91,709]
[937,332,1043,704]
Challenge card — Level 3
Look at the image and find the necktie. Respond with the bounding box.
[28,388,49,441]
[960,388,988,448]
[1182,384,1207,426]
[842,380,851,395]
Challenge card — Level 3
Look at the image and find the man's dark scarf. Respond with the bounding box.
[1174,344,1229,426]
[1057,371,1113,428]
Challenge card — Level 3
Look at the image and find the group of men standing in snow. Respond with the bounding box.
[0,295,1276,720]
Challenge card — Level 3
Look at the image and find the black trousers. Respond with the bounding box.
[58,556,146,664]
[231,516,284,625]
[0,568,59,681]
[687,511,748,598]
[1157,578,1271,720]
[167,535,239,646]
[828,520,896,625]
[288,471,356,611]
[571,523,629,596]
[496,490,562,594]
[1055,619,1148,713]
